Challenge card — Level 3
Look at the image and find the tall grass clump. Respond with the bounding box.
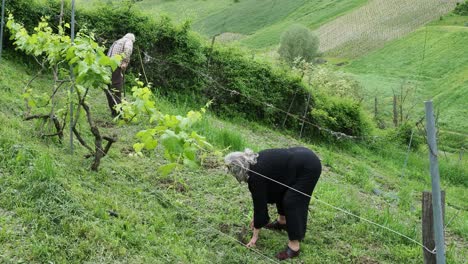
[194,119,245,151]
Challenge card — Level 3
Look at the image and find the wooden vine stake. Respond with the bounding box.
[422,191,445,264]
[422,100,446,264]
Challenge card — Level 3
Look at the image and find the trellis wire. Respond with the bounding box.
[101,154,280,264]
[206,224,280,263]
[83,112,449,258]
[115,47,464,258]
[444,210,460,231]
[238,164,436,254]
[143,55,378,141]
[105,149,436,255]
[401,129,414,178]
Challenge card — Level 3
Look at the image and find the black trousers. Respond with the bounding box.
[105,67,123,117]
[276,156,321,241]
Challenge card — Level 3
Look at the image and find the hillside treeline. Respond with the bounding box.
[3,0,371,139]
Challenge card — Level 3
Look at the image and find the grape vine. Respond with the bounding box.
[7,15,121,171]
[7,15,214,174]
[116,80,214,175]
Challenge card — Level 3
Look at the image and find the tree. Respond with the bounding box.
[278,24,319,65]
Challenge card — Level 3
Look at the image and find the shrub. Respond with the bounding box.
[278,24,319,65]
[310,66,363,102]
[385,122,423,149]
[310,94,371,138]
[205,46,310,126]
[454,1,468,16]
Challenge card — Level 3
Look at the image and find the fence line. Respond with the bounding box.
[105,151,437,255]
[106,151,434,261]
[102,155,280,263]
[143,55,379,141]
[237,164,436,254]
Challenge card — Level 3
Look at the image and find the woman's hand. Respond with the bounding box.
[246,228,259,248]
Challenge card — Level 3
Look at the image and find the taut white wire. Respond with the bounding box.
[240,164,436,254]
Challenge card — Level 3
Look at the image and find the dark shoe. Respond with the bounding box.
[276,246,300,261]
[264,220,287,231]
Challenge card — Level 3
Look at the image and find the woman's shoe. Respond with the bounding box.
[264,220,287,231]
[275,246,300,260]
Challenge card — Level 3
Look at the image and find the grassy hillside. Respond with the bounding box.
[315,0,459,58]
[344,15,468,134]
[1,54,467,263]
[76,0,368,50]
[192,0,368,49]
[74,0,459,59]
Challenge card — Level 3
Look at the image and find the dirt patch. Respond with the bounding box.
[216,32,245,43]
[219,223,230,234]
[158,178,188,193]
[94,119,114,128]
[236,226,248,244]
[201,153,223,169]
[356,256,380,264]
[120,146,134,155]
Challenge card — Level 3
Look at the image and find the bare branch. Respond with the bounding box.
[80,98,105,171]
[72,127,94,153]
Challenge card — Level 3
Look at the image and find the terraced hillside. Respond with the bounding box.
[77,0,459,55]
[345,15,468,134]
[190,0,368,49]
[75,0,368,49]
[315,0,459,58]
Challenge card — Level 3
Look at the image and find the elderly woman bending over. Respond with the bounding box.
[225,147,321,261]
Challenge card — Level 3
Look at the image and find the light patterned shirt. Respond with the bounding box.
[107,35,134,69]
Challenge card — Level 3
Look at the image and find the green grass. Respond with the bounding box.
[0,53,467,263]
[236,0,368,49]
[344,17,468,134]
[76,0,367,50]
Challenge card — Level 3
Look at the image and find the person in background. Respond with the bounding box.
[105,33,135,117]
[225,147,322,261]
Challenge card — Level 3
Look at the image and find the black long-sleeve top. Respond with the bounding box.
[247,147,308,229]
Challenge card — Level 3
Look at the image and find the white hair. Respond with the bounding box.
[123,33,135,42]
[224,148,258,183]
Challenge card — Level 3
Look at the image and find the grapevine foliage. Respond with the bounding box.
[7,15,214,174]
[7,15,121,88]
[7,15,121,171]
[116,80,213,176]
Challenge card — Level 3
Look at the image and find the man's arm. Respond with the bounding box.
[121,40,134,71]
[246,179,269,248]
[250,179,269,229]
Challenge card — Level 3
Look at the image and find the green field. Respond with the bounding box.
[316,0,459,58]
[76,0,368,49]
[344,16,468,133]
[191,0,368,49]
[76,0,459,55]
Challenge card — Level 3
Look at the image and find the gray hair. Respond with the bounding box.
[224,148,258,183]
[123,33,135,42]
